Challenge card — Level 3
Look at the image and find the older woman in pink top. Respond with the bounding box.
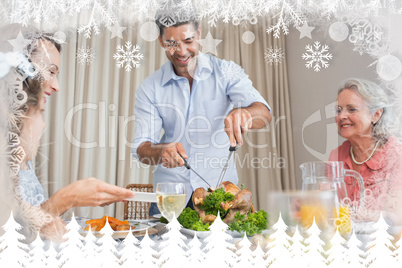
[329,78,402,220]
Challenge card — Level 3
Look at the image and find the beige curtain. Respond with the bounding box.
[35,15,295,219]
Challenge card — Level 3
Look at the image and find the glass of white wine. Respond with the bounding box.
[156,182,187,222]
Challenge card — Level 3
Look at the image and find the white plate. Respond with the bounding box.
[156,223,244,239]
[180,227,212,239]
[152,213,162,219]
[181,227,245,238]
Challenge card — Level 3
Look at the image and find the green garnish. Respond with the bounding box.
[159,190,269,236]
[177,207,210,231]
[228,210,268,236]
[200,188,234,218]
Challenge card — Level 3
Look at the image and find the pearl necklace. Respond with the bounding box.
[350,140,380,165]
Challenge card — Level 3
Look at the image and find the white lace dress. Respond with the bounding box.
[18,161,47,206]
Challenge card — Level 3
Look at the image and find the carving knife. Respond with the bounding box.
[216,144,238,189]
[178,153,212,189]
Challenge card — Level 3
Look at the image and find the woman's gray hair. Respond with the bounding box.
[338,78,397,144]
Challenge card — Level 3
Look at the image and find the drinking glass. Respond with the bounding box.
[267,191,336,232]
[156,182,187,222]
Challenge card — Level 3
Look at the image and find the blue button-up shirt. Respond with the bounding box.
[132,52,270,204]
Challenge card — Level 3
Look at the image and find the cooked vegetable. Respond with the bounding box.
[228,210,268,236]
[84,216,133,232]
[160,216,169,224]
[160,208,210,231]
[159,184,269,236]
[161,207,268,235]
[200,188,234,218]
[177,207,210,231]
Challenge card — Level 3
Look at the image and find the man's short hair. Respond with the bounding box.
[155,2,199,36]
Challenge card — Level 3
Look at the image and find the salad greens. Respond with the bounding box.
[228,210,268,236]
[161,207,269,236]
[200,188,234,218]
[159,188,268,235]
[160,208,210,231]
[177,207,210,231]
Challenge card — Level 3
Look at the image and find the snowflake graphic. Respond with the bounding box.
[76,47,95,65]
[158,14,177,28]
[7,102,25,132]
[32,60,52,84]
[302,41,332,72]
[348,19,385,56]
[264,47,285,65]
[8,132,20,147]
[76,1,116,39]
[163,38,180,56]
[113,41,144,72]
[221,61,243,83]
[9,145,25,164]
[156,0,197,27]
[265,0,305,38]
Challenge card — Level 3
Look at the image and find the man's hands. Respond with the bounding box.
[136,103,270,167]
[224,102,271,147]
[224,108,252,147]
[137,141,188,168]
[160,142,188,168]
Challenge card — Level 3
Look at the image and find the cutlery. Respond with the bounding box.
[216,144,238,189]
[178,152,212,189]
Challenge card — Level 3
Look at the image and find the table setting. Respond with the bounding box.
[63,160,402,253]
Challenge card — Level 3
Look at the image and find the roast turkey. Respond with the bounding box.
[192,181,255,224]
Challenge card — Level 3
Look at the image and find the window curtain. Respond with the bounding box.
[35,15,295,219]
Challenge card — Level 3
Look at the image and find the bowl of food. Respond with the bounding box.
[160,181,269,238]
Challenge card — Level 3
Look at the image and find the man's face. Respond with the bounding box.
[159,23,201,78]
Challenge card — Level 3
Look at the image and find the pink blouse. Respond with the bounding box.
[329,136,402,215]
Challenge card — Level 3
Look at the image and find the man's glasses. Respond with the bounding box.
[334,106,361,116]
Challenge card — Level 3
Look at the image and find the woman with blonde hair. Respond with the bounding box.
[0,24,134,241]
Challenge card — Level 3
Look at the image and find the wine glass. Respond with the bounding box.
[156,182,187,222]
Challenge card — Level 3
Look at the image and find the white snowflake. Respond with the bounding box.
[163,38,180,56]
[264,47,285,65]
[157,14,178,28]
[76,1,116,39]
[2,0,401,29]
[348,18,385,56]
[265,0,305,38]
[7,102,25,132]
[32,60,52,84]
[221,61,243,83]
[302,41,333,72]
[113,41,144,72]
[76,47,95,65]
[156,0,197,26]
[390,0,402,14]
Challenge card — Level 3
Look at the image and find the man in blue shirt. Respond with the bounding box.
[132,8,271,212]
